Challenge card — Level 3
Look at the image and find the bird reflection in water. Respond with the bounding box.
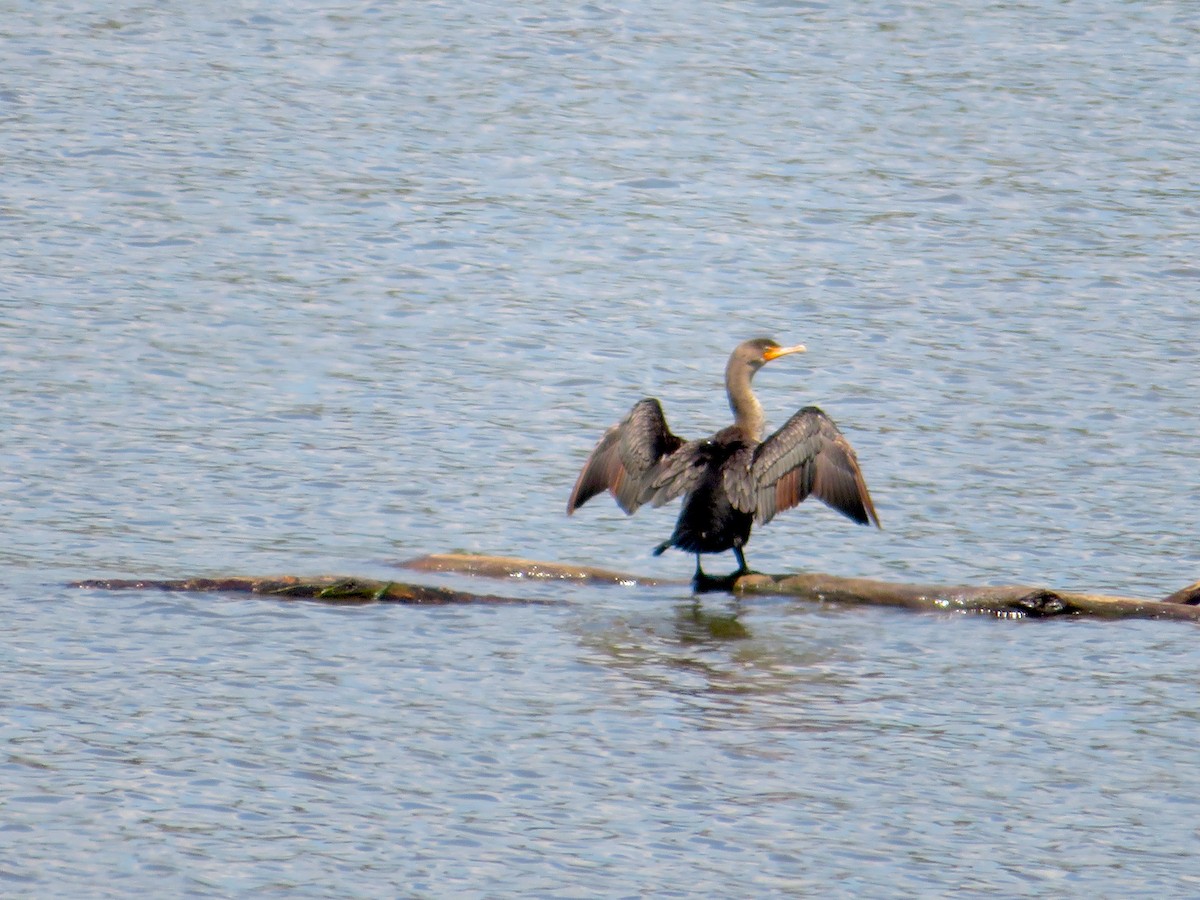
[675,602,751,642]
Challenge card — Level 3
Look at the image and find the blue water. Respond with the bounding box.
[4,2,1200,895]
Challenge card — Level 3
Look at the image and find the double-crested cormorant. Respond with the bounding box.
[567,338,880,588]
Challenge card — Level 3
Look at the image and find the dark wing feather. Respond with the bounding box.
[747,406,880,528]
[567,398,686,515]
[643,437,724,509]
[721,443,758,513]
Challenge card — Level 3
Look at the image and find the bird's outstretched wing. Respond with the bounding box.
[567,398,686,515]
[743,406,880,528]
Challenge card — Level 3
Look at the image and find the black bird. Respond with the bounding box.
[567,338,880,588]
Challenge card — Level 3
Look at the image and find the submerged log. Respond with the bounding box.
[70,557,1200,620]
[70,575,545,606]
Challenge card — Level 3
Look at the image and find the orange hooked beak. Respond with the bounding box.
[763,343,806,362]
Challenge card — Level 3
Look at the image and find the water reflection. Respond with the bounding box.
[674,601,752,643]
[580,598,863,712]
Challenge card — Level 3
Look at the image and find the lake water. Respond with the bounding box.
[4,1,1200,895]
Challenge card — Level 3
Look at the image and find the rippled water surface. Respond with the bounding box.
[4,2,1200,895]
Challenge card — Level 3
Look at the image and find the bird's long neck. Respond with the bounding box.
[726,357,765,441]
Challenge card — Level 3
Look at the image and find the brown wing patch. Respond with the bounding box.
[772,464,810,522]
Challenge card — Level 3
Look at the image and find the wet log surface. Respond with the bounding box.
[71,555,1200,620]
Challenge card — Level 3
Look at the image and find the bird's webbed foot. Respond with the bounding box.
[692,572,740,593]
[691,564,742,594]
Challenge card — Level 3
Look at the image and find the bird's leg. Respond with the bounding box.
[725,545,762,593]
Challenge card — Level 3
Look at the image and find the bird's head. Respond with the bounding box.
[737,337,807,371]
